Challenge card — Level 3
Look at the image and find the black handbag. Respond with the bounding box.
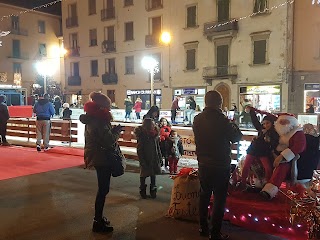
[101,144,126,177]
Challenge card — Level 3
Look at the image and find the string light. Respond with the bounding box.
[312,0,320,4]
[206,0,295,30]
[0,0,66,22]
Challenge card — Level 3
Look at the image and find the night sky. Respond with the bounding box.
[0,0,61,16]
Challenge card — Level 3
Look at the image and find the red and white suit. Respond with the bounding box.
[261,127,306,198]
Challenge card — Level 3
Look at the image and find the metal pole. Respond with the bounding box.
[44,75,47,94]
[150,68,154,106]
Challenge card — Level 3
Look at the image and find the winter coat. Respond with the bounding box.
[166,136,184,159]
[133,101,142,113]
[193,107,243,168]
[124,100,133,112]
[134,126,162,177]
[33,99,55,120]
[159,126,171,142]
[246,109,279,157]
[187,99,196,110]
[0,102,9,123]
[79,114,121,168]
[62,108,72,120]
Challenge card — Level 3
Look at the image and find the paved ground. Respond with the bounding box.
[0,160,287,240]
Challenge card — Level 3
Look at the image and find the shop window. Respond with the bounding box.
[253,0,268,13]
[184,41,198,71]
[124,0,133,6]
[186,5,197,28]
[125,22,134,41]
[38,21,45,33]
[125,56,134,74]
[91,60,98,76]
[250,31,270,65]
[217,0,229,22]
[89,29,97,46]
[88,0,96,15]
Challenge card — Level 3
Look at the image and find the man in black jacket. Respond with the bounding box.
[0,95,10,146]
[193,91,242,240]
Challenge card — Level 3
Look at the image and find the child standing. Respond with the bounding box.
[133,98,142,120]
[159,117,171,171]
[134,118,162,199]
[239,107,279,190]
[167,130,184,174]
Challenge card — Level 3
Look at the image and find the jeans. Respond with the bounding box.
[136,112,140,119]
[125,111,131,119]
[198,165,230,234]
[0,121,8,143]
[36,120,51,148]
[95,166,112,220]
[171,110,177,123]
[184,109,195,124]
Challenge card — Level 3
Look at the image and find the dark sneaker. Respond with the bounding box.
[92,219,113,233]
[209,232,229,240]
[36,145,41,152]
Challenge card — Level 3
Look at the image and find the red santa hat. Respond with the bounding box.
[276,113,299,127]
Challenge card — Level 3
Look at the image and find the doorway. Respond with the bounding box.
[215,83,230,109]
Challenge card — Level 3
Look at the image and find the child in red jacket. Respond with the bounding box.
[159,117,171,171]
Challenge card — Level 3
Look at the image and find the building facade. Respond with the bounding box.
[62,0,292,112]
[0,3,63,105]
[288,0,320,114]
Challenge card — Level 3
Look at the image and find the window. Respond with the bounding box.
[184,41,198,71]
[253,0,268,13]
[216,45,229,76]
[125,56,134,74]
[13,63,22,73]
[88,0,96,15]
[186,5,197,28]
[91,60,98,76]
[12,40,20,58]
[125,22,134,41]
[71,62,80,76]
[124,0,133,6]
[89,29,97,46]
[102,26,116,52]
[217,0,229,22]
[38,21,45,33]
[151,16,162,37]
[39,43,47,57]
[151,0,162,9]
[251,31,270,65]
[105,58,116,74]
[70,33,78,48]
[11,16,19,30]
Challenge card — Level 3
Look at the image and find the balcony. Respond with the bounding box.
[101,40,116,53]
[6,27,28,36]
[66,16,78,28]
[204,20,238,39]
[67,47,80,57]
[101,7,115,21]
[102,73,118,85]
[7,52,29,60]
[145,0,163,11]
[68,76,81,86]
[145,34,160,48]
[202,66,238,80]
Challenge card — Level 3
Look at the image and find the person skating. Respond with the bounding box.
[0,95,10,146]
[171,96,180,124]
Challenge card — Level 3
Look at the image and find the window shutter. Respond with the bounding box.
[217,0,229,22]
[186,49,196,70]
[253,40,266,64]
[187,6,196,28]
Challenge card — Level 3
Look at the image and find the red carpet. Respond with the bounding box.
[0,146,84,181]
[220,189,308,240]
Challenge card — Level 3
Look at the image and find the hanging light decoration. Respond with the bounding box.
[0,31,10,47]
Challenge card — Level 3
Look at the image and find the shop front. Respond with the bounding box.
[304,83,320,113]
[126,89,162,109]
[173,87,206,111]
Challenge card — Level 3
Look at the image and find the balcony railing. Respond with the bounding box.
[204,19,238,38]
[102,73,118,85]
[68,76,81,86]
[101,40,116,53]
[145,34,160,47]
[7,52,29,60]
[66,16,78,28]
[145,0,163,11]
[67,47,80,57]
[7,27,28,36]
[101,7,115,21]
[202,65,238,80]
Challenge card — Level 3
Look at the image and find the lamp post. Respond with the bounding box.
[141,56,159,106]
[35,61,56,95]
[160,32,172,87]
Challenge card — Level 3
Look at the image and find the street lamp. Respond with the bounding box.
[160,32,172,87]
[35,61,56,95]
[141,56,159,106]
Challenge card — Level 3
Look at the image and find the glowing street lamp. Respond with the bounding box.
[35,61,56,94]
[160,32,172,87]
[141,56,159,106]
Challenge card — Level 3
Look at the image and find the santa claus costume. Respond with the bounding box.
[260,114,306,200]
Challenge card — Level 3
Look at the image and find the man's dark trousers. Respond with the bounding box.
[0,121,8,143]
[198,165,230,235]
[171,110,177,123]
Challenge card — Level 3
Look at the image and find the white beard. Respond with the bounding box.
[275,122,295,136]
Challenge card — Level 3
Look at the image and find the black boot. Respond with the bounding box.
[139,184,147,199]
[92,217,113,233]
[150,185,157,199]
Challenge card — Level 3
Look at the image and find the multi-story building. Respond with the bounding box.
[0,3,63,105]
[62,0,292,112]
[288,0,320,114]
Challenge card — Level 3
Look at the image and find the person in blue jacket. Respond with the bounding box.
[33,93,55,152]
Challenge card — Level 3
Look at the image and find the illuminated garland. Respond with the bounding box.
[312,0,320,4]
[0,0,65,22]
